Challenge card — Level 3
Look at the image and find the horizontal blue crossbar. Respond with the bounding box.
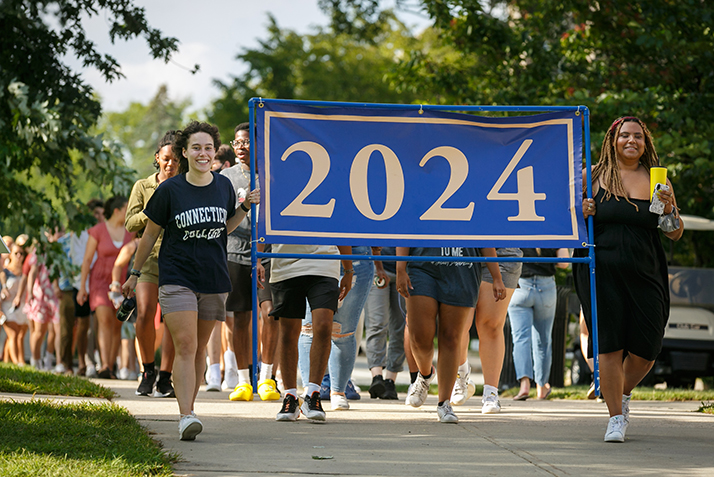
[256,253,590,264]
[249,97,586,114]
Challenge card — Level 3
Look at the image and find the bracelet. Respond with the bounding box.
[658,209,681,233]
[343,268,354,274]
[110,281,121,289]
[240,202,250,212]
[130,268,142,278]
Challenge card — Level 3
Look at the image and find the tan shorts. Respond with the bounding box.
[158,284,227,322]
[138,256,159,285]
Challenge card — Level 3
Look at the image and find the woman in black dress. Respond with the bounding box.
[575,117,683,443]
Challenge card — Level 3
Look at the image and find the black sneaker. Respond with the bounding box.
[300,391,326,421]
[381,378,398,400]
[276,394,301,421]
[135,370,156,396]
[369,375,385,399]
[154,372,176,398]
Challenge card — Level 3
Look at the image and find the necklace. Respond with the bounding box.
[239,165,250,183]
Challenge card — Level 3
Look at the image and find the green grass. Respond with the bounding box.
[391,382,714,401]
[0,400,176,476]
[697,402,714,414]
[0,363,114,399]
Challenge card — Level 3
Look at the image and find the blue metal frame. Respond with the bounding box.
[247,98,598,394]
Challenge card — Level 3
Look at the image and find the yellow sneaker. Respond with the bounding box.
[229,383,253,401]
[258,379,281,401]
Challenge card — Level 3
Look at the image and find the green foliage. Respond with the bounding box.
[207,12,421,143]
[0,363,114,399]
[0,400,175,476]
[334,0,714,266]
[0,0,179,240]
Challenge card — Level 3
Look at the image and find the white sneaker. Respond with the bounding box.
[85,364,98,378]
[437,401,458,423]
[53,363,66,375]
[222,367,239,391]
[178,414,203,441]
[604,415,626,443]
[481,392,501,414]
[330,394,349,411]
[450,367,476,406]
[206,374,222,392]
[622,394,631,430]
[117,367,130,380]
[205,365,222,392]
[43,354,55,371]
[405,369,434,408]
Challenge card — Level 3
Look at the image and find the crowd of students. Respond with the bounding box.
[1,115,681,445]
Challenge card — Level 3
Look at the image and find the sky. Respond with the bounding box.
[72,0,430,113]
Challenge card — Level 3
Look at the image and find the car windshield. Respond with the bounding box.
[669,267,714,309]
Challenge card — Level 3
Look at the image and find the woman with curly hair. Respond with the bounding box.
[123,121,259,441]
[574,116,683,443]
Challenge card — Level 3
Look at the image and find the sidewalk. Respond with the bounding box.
[100,355,712,477]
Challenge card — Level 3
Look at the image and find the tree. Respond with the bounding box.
[328,0,714,266]
[0,0,179,239]
[98,85,190,178]
[207,12,421,144]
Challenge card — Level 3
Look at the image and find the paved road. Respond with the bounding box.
[97,356,713,477]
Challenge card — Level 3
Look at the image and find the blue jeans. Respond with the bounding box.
[363,270,406,374]
[507,275,557,386]
[298,246,374,393]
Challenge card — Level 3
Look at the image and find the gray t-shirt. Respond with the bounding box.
[220,165,254,265]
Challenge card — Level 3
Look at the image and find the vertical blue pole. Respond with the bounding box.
[583,108,600,396]
[249,100,259,390]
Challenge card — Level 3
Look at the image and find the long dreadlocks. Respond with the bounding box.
[590,117,661,211]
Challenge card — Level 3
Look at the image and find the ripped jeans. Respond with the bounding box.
[298,246,374,393]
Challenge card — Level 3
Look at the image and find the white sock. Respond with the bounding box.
[224,350,237,371]
[259,362,273,382]
[458,360,470,375]
[483,384,498,397]
[208,363,221,382]
[306,382,320,396]
[285,388,297,398]
[237,368,250,385]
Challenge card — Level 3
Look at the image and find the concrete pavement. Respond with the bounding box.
[96,356,713,477]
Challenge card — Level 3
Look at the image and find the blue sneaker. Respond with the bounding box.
[320,374,330,400]
[345,379,361,400]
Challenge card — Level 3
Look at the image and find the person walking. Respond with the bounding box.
[122,121,258,441]
[574,116,683,442]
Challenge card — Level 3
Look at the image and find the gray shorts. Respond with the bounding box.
[481,248,523,289]
[158,284,227,321]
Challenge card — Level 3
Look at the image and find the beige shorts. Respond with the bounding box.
[158,284,227,322]
[138,256,159,285]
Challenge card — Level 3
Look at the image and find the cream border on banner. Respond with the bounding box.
[262,111,579,242]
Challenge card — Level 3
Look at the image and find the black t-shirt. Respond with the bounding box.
[520,248,558,278]
[144,173,236,294]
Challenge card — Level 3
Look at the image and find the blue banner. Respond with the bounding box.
[256,102,585,247]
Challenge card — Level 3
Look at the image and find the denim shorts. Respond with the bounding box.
[407,265,480,308]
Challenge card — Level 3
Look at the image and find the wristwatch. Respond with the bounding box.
[130,268,142,278]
